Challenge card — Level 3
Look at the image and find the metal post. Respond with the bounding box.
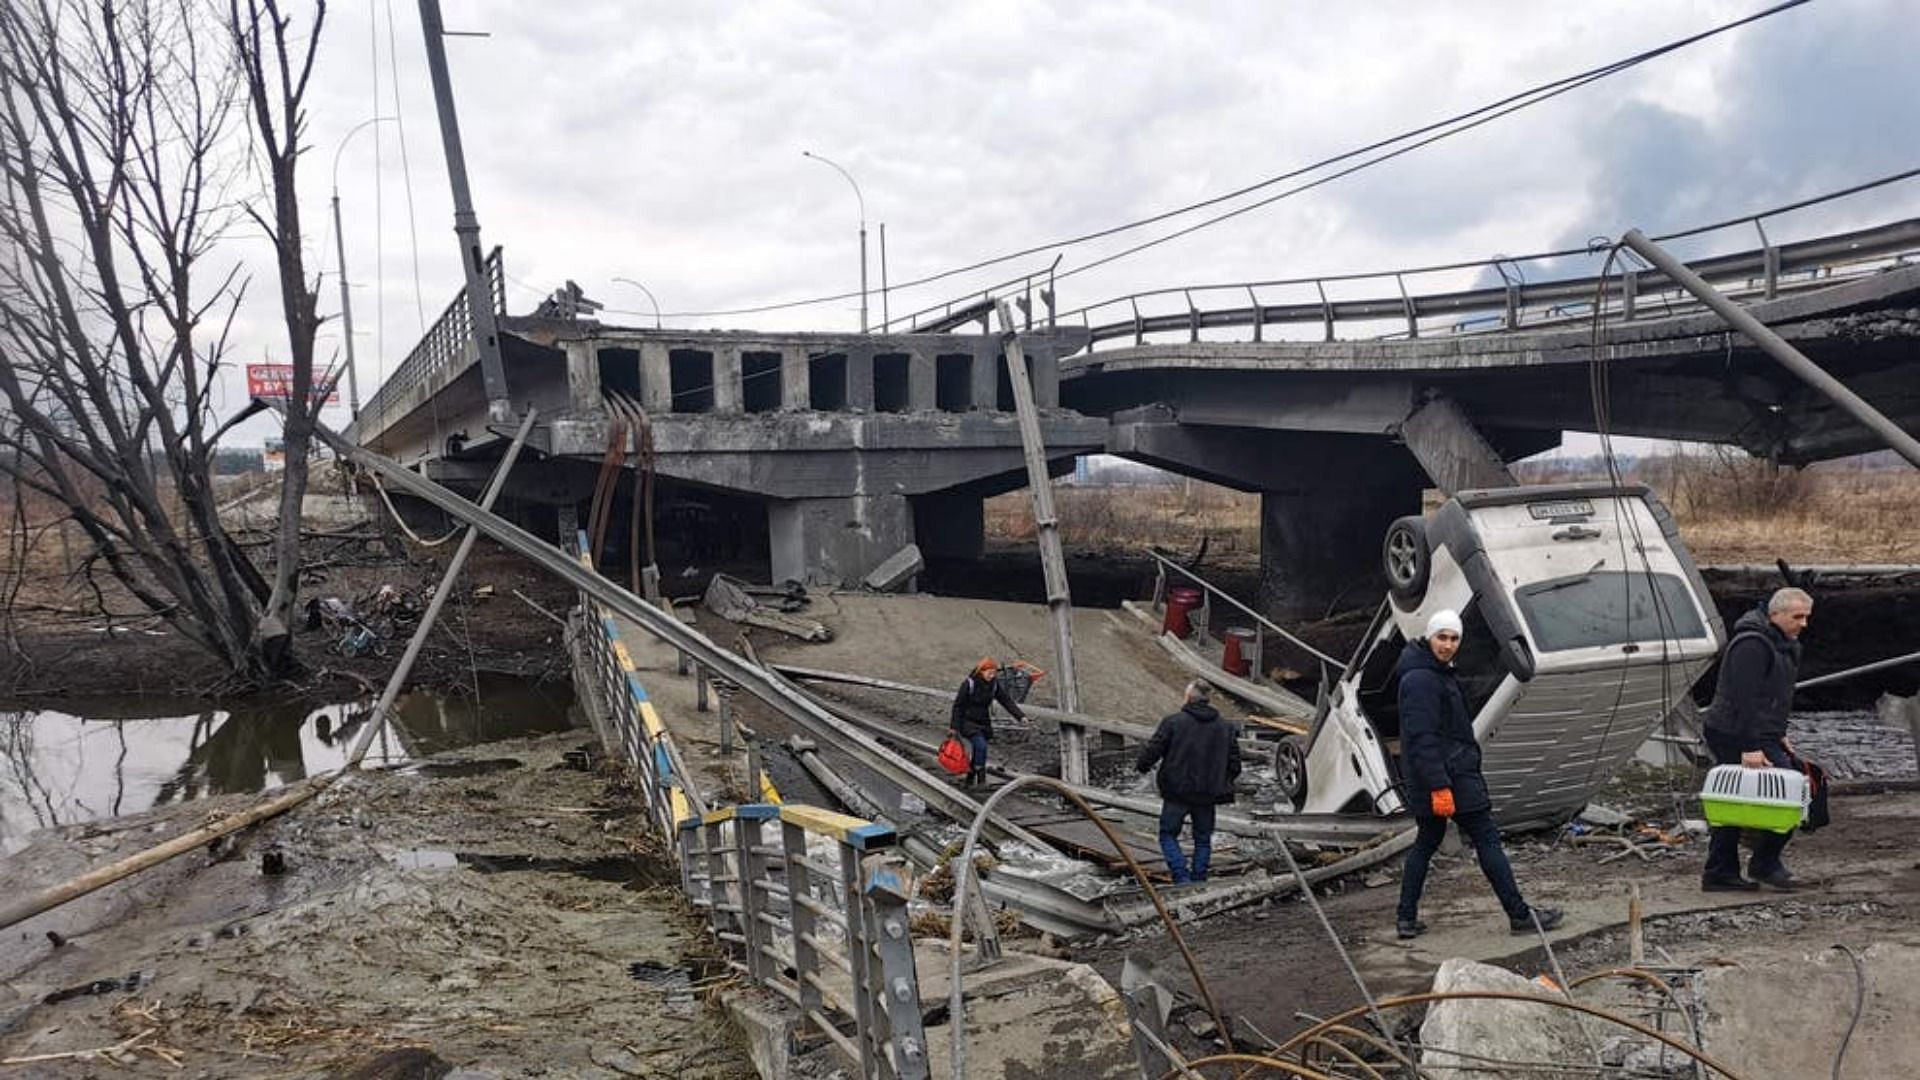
[736,817,773,980]
[840,844,880,1079]
[330,193,363,418]
[696,661,711,712]
[784,821,824,1031]
[1621,229,1920,469]
[879,222,889,330]
[995,301,1085,785]
[417,0,510,420]
[717,682,735,756]
[863,863,930,1080]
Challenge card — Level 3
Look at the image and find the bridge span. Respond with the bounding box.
[350,217,1920,618]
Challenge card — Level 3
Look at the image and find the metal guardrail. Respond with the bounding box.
[569,534,929,1079]
[349,247,506,445]
[1060,217,1920,353]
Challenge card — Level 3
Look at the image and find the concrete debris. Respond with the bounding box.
[703,573,832,642]
[1418,958,1592,1080]
[861,543,924,593]
[1575,803,1632,828]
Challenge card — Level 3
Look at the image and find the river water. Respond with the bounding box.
[0,676,577,854]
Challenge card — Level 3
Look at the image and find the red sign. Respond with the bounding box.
[246,363,338,405]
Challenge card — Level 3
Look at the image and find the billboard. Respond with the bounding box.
[246,363,339,405]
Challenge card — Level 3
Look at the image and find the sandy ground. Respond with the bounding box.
[0,733,754,1079]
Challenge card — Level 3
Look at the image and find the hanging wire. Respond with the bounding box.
[384,0,428,334]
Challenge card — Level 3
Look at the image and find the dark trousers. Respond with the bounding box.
[1397,807,1529,923]
[1703,729,1794,880]
[966,733,989,774]
[1158,799,1217,884]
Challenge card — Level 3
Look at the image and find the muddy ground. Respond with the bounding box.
[0,733,755,1079]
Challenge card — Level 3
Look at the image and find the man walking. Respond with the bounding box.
[948,658,1028,788]
[1397,610,1563,939]
[1702,587,1813,892]
[1137,681,1240,884]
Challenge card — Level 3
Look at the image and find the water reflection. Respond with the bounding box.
[0,676,576,854]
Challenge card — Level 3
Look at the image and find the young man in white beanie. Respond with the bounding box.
[1395,609,1564,940]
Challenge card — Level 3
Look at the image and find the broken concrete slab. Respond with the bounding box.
[1418,958,1592,1079]
[1698,941,1919,1078]
[863,542,924,593]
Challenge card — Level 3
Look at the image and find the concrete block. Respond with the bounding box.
[1419,958,1593,1079]
[780,350,810,411]
[639,341,672,413]
[721,987,798,1080]
[713,345,744,415]
[908,351,936,411]
[863,543,924,592]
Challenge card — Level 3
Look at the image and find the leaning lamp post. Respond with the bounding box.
[803,150,868,333]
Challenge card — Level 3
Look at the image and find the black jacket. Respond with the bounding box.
[1703,606,1801,751]
[1397,638,1492,817]
[950,675,1025,738]
[1136,702,1242,805]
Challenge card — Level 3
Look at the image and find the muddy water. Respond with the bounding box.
[0,675,577,853]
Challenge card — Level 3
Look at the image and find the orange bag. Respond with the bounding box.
[937,736,971,776]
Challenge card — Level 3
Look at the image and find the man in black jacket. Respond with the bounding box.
[1137,681,1240,884]
[948,658,1027,788]
[1702,587,1813,892]
[1396,610,1563,939]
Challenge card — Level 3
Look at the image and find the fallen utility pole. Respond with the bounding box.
[1620,228,1920,469]
[996,299,1087,785]
[1794,648,1920,691]
[307,418,1050,852]
[0,413,537,933]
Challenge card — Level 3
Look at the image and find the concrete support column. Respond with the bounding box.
[971,340,999,410]
[912,492,985,560]
[846,345,876,412]
[714,345,744,415]
[1026,340,1061,410]
[907,351,936,412]
[639,341,672,413]
[781,349,810,411]
[1259,461,1425,622]
[563,340,599,411]
[768,493,914,587]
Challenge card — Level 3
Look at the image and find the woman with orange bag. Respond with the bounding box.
[948,658,1028,788]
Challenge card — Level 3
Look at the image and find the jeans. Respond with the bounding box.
[967,734,989,773]
[1703,729,1794,880]
[1397,807,1529,923]
[1158,799,1217,884]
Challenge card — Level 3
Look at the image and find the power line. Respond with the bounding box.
[653,0,1812,320]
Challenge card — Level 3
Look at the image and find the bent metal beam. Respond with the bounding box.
[306,418,1052,852]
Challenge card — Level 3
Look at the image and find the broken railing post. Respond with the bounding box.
[1621,228,1920,470]
[716,680,736,755]
[996,300,1087,786]
[695,661,711,712]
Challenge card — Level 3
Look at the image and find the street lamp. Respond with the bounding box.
[330,116,395,419]
[611,276,663,329]
[802,150,867,333]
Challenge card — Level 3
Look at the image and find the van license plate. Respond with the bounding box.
[1528,499,1594,520]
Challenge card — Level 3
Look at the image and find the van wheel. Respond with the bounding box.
[1382,516,1431,602]
[1273,735,1309,806]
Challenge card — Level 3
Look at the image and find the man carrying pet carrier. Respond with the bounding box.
[1701,586,1813,892]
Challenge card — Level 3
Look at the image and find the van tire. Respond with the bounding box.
[1273,735,1309,806]
[1383,516,1431,602]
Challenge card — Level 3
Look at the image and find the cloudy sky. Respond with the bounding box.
[211,0,1920,443]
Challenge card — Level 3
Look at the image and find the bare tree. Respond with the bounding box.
[0,0,325,684]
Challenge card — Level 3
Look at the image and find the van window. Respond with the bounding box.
[1515,571,1706,653]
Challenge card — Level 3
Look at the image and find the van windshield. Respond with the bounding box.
[1514,571,1706,652]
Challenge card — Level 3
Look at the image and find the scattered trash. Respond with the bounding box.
[1362,871,1394,888]
[260,848,287,876]
[703,573,831,642]
[626,961,696,1016]
[1576,803,1633,828]
[43,971,149,1005]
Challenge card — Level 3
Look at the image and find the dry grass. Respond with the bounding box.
[987,457,1920,566]
[985,483,1260,558]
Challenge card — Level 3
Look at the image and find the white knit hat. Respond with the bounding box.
[1425,609,1464,638]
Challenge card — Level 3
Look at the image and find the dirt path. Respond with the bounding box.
[0,733,754,1078]
[1081,784,1920,1068]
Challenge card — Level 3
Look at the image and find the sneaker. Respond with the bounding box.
[1396,919,1428,940]
[1753,869,1801,892]
[1701,874,1760,893]
[1511,906,1564,934]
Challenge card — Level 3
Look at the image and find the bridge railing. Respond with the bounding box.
[347,248,505,445]
[569,535,929,1079]
[1057,217,1920,353]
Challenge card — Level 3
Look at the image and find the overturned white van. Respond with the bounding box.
[1272,482,1725,830]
